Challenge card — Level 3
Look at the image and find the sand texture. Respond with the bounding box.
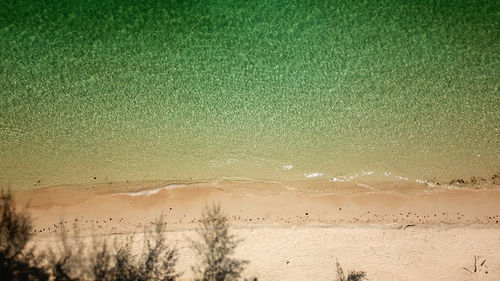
[15,181,500,280]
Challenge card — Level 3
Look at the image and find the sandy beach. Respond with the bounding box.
[13,180,500,280]
[3,1,499,280]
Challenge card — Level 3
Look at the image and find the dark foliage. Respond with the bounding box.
[191,204,249,281]
[0,191,50,281]
[335,260,366,281]
[49,218,179,281]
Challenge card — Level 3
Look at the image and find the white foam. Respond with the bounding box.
[356,183,376,190]
[415,179,428,184]
[330,174,358,182]
[305,172,323,178]
[283,164,293,171]
[124,188,162,197]
[117,184,187,197]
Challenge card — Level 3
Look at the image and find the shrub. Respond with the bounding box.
[335,260,366,281]
[0,191,50,280]
[191,204,249,281]
[49,218,179,281]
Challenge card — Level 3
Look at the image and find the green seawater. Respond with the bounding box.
[1,0,499,190]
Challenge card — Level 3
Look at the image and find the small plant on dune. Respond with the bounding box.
[191,204,249,281]
[0,191,50,281]
[335,260,366,281]
[49,217,179,281]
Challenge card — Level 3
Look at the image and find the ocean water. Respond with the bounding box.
[1,0,499,191]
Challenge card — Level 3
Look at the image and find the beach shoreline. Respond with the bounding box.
[14,181,500,280]
[15,180,500,231]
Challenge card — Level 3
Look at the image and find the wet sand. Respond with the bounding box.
[15,180,500,280]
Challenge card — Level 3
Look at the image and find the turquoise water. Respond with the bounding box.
[1,0,499,190]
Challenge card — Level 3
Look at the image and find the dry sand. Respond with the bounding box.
[14,180,500,280]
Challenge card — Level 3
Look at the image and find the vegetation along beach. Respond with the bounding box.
[1,0,499,280]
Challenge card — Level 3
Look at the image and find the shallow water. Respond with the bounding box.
[1,0,499,191]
